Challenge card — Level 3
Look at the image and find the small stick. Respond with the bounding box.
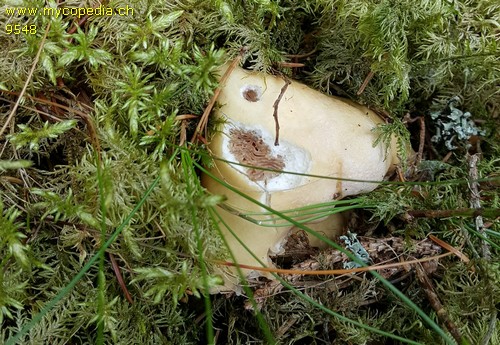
[285,49,317,59]
[468,153,490,259]
[356,70,375,95]
[0,23,51,140]
[190,48,246,143]
[415,264,467,344]
[177,114,198,145]
[0,90,91,118]
[277,62,305,68]
[442,151,452,163]
[406,207,499,219]
[272,76,291,146]
[0,89,101,159]
[179,120,187,146]
[416,117,425,165]
[428,235,470,264]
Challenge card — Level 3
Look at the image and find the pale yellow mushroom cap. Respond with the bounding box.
[202,65,400,292]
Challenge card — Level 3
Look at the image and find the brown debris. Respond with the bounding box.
[356,70,375,96]
[290,236,442,273]
[245,236,446,309]
[228,128,285,182]
[109,253,133,304]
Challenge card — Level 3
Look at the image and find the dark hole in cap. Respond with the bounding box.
[243,89,259,102]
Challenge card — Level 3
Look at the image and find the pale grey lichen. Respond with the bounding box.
[340,231,371,269]
[431,96,485,150]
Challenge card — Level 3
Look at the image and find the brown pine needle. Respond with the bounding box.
[109,253,133,304]
[213,251,453,276]
[356,70,375,95]
[429,234,470,264]
[0,23,51,140]
[190,49,246,143]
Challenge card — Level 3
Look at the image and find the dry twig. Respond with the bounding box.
[429,234,470,264]
[190,48,246,143]
[404,114,425,166]
[356,70,375,96]
[277,62,305,68]
[0,23,51,141]
[0,90,101,158]
[247,236,447,310]
[406,207,500,219]
[272,76,291,146]
[415,264,467,344]
[285,49,317,59]
[468,153,490,259]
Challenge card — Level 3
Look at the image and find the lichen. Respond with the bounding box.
[340,231,371,269]
[431,96,486,150]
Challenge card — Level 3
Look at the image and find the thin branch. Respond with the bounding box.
[285,49,317,59]
[0,90,92,118]
[277,62,305,68]
[406,208,500,219]
[0,23,51,141]
[0,90,101,159]
[428,235,470,264]
[404,114,425,165]
[468,153,490,259]
[190,48,246,143]
[356,70,375,95]
[272,76,291,146]
[415,264,468,344]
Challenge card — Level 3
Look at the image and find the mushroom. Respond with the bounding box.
[202,65,400,292]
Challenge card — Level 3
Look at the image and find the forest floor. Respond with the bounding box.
[1,1,499,344]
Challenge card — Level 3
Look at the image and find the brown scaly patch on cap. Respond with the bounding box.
[228,128,285,181]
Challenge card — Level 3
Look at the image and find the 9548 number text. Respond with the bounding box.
[6,24,37,35]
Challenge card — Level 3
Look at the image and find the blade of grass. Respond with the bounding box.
[196,161,456,345]
[211,199,425,345]
[5,148,179,345]
[485,229,500,239]
[242,197,368,215]
[464,224,500,251]
[209,155,499,187]
[169,144,499,188]
[180,149,215,344]
[208,208,276,344]
[219,199,369,226]
[96,148,108,344]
